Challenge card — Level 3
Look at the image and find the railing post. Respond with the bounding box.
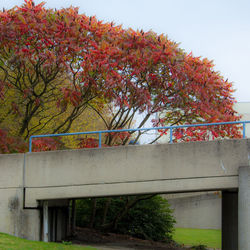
[98,132,102,148]
[29,137,32,152]
[243,123,246,138]
[170,127,173,143]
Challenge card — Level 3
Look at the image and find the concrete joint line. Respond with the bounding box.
[25,175,238,189]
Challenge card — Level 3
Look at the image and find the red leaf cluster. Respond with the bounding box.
[172,124,242,143]
[32,137,64,152]
[78,137,99,149]
[0,129,27,153]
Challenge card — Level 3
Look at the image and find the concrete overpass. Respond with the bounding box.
[1,139,250,249]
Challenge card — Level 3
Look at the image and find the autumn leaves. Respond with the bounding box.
[0,1,241,152]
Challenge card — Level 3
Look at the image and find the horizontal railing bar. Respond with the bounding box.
[29,120,250,152]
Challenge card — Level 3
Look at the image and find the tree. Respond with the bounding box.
[0,0,116,140]
[0,0,241,148]
[86,29,241,144]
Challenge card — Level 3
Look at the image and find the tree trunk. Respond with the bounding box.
[89,198,97,228]
[70,199,76,236]
[101,198,111,227]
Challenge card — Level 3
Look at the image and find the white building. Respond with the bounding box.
[234,102,250,138]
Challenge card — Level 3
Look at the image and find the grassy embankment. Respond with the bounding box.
[0,232,97,250]
[173,228,221,249]
[0,229,222,249]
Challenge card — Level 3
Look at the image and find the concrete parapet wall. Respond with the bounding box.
[25,139,250,207]
[0,154,24,188]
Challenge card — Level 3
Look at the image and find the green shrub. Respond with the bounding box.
[76,195,175,242]
[117,195,175,241]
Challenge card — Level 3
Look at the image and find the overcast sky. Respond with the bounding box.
[2,0,250,102]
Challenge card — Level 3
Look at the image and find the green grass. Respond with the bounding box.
[173,228,221,249]
[0,232,97,250]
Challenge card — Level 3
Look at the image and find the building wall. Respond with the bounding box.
[234,102,250,138]
[165,192,221,229]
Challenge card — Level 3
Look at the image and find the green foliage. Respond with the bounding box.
[75,198,94,227]
[117,195,176,241]
[76,195,176,242]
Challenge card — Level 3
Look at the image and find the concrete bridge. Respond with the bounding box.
[1,139,250,249]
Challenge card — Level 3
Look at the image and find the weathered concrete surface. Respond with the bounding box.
[166,192,221,229]
[0,154,40,241]
[238,166,250,250]
[0,154,24,188]
[25,139,250,207]
[0,189,40,240]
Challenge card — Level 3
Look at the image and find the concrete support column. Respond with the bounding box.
[43,201,49,242]
[222,190,238,250]
[239,166,250,250]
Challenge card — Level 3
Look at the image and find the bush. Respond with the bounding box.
[118,195,175,241]
[76,195,175,242]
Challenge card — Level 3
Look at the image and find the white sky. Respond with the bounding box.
[2,0,250,102]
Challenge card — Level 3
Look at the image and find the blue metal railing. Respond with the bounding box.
[28,121,250,152]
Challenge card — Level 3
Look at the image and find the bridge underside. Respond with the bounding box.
[25,175,238,206]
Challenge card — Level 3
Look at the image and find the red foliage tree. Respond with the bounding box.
[85,29,241,144]
[0,0,118,140]
[0,0,241,153]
